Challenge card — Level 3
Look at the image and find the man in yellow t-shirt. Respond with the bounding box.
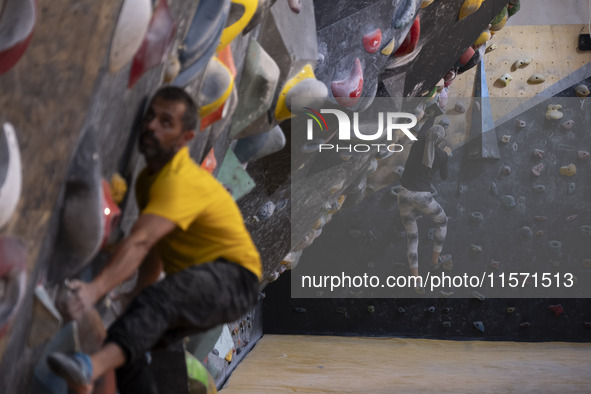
[48,86,261,394]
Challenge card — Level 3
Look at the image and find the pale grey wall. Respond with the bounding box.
[507,0,590,26]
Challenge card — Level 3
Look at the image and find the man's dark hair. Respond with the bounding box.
[152,86,198,132]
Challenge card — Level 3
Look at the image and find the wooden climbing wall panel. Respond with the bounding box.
[450,24,591,119]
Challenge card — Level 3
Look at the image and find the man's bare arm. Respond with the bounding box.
[67,214,176,311]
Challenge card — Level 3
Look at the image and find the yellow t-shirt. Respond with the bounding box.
[135,147,262,279]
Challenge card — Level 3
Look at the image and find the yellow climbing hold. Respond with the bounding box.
[546,104,563,120]
[559,164,576,177]
[217,0,258,52]
[527,74,545,84]
[421,0,435,8]
[199,57,234,118]
[327,195,346,214]
[225,349,233,362]
[497,73,513,87]
[381,37,396,55]
[474,30,491,46]
[459,0,485,21]
[490,12,507,31]
[275,64,316,121]
[485,44,497,53]
[110,173,128,205]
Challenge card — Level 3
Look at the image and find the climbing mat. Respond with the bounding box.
[221,335,591,393]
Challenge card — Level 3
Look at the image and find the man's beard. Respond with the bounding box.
[139,131,177,166]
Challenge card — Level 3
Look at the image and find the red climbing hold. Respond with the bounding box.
[519,322,530,328]
[128,0,177,88]
[534,216,547,222]
[457,46,475,67]
[101,179,121,248]
[548,304,564,317]
[201,148,217,174]
[363,29,382,53]
[331,58,364,107]
[0,0,37,75]
[394,17,420,56]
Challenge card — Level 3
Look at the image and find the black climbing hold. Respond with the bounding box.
[256,201,276,220]
[397,307,406,314]
[500,195,516,209]
[490,182,498,196]
[473,321,485,333]
[424,306,436,313]
[470,212,484,224]
[518,226,533,240]
[442,321,452,328]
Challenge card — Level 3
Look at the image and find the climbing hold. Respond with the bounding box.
[567,183,576,195]
[233,126,286,163]
[287,0,302,13]
[531,163,544,176]
[474,30,491,46]
[565,215,577,222]
[440,254,453,271]
[520,322,530,328]
[533,149,544,159]
[561,120,575,130]
[500,166,511,176]
[457,183,467,195]
[501,135,511,144]
[439,117,451,130]
[546,104,563,120]
[580,225,591,237]
[327,195,346,214]
[577,151,590,160]
[534,215,547,221]
[470,212,484,224]
[367,305,375,314]
[363,29,382,53]
[511,58,532,72]
[424,306,436,313]
[490,182,498,196]
[109,0,153,73]
[485,44,497,54]
[256,201,275,220]
[443,70,457,88]
[582,258,591,268]
[275,65,322,122]
[472,320,485,333]
[457,47,475,67]
[331,58,364,107]
[508,0,521,17]
[109,173,127,206]
[439,290,454,297]
[585,322,591,328]
[197,56,234,118]
[490,7,508,31]
[472,291,486,301]
[454,102,467,113]
[397,307,406,314]
[163,54,181,83]
[421,0,435,7]
[559,164,576,177]
[217,0,257,52]
[282,250,302,270]
[500,195,516,209]
[394,17,421,56]
[442,321,452,328]
[497,73,513,87]
[293,307,307,313]
[459,0,485,20]
[506,307,515,314]
[489,259,500,270]
[0,123,22,228]
[548,240,562,253]
[367,158,378,174]
[381,37,396,55]
[0,0,37,75]
[0,237,27,338]
[128,0,177,88]
[527,74,545,84]
[392,0,420,29]
[574,84,590,97]
[535,231,544,237]
[518,226,533,240]
[470,244,483,254]
[548,304,564,317]
[515,119,527,128]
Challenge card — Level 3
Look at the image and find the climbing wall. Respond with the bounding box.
[0,0,536,392]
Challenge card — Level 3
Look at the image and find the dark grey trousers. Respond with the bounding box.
[106,260,259,394]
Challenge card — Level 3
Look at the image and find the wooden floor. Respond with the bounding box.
[221,335,591,393]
